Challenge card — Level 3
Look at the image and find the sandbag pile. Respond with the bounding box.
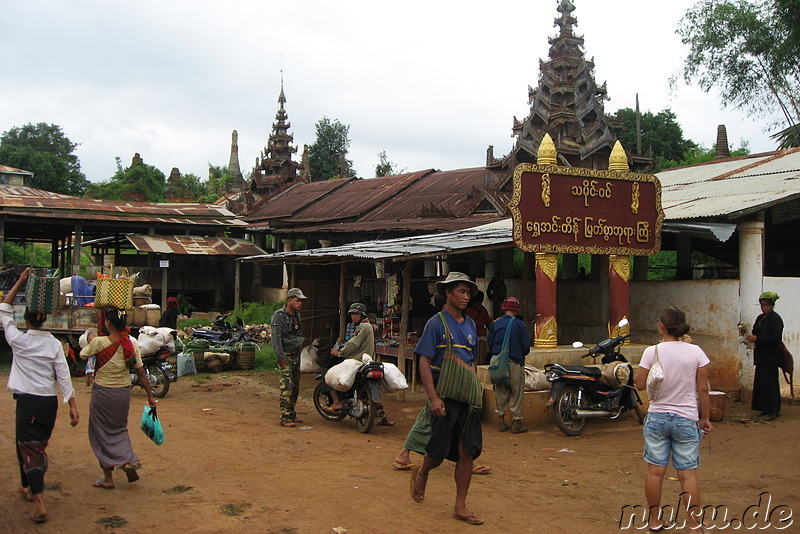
[137,326,175,356]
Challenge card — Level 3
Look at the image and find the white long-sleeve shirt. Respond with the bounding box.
[0,303,75,402]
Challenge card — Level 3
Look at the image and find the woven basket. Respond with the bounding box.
[236,342,258,370]
[709,391,727,422]
[94,278,135,309]
[26,272,62,314]
[185,340,210,372]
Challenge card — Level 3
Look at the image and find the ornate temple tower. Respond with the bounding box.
[227,130,245,192]
[249,81,310,197]
[511,0,618,169]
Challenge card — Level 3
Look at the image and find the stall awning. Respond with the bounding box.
[127,235,266,256]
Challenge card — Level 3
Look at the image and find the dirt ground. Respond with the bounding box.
[0,371,798,534]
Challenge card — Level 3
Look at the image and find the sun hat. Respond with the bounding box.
[501,297,522,311]
[435,272,478,296]
[287,288,307,300]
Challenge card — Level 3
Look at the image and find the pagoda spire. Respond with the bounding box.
[510,0,616,168]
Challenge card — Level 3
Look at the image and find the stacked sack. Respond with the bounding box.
[137,326,175,356]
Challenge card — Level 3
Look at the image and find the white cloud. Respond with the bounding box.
[0,0,784,183]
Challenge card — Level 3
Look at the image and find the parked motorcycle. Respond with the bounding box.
[131,345,176,398]
[544,319,644,436]
[312,361,386,433]
[191,313,255,345]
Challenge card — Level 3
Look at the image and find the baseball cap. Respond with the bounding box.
[287,288,307,300]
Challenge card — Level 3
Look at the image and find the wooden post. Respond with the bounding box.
[399,260,413,389]
[161,262,169,311]
[338,262,347,342]
[234,260,241,310]
[72,224,82,276]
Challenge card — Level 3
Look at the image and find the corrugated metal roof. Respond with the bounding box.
[658,148,800,220]
[271,214,508,235]
[289,171,430,223]
[239,219,514,264]
[127,235,266,256]
[0,184,245,226]
[0,166,34,175]
[245,177,357,222]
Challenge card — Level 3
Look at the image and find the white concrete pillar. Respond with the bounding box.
[281,239,294,290]
[738,221,764,389]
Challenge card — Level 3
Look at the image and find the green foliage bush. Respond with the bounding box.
[229,300,286,326]
[255,344,277,370]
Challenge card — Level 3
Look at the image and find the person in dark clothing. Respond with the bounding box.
[159,297,180,330]
[488,297,531,434]
[744,291,784,420]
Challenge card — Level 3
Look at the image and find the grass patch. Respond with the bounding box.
[255,344,277,371]
[178,316,212,329]
[230,300,285,326]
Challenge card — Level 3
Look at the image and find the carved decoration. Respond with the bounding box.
[609,255,630,282]
[631,182,640,214]
[536,252,558,282]
[608,140,629,171]
[535,316,558,348]
[541,173,551,208]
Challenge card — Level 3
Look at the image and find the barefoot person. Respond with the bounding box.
[1,268,80,524]
[409,272,485,526]
[81,307,157,489]
[634,306,712,534]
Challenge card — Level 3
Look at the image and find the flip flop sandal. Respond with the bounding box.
[18,487,33,501]
[393,462,415,471]
[453,513,484,525]
[472,465,492,475]
[291,417,304,424]
[92,480,115,489]
[29,512,48,524]
[279,420,296,427]
[321,406,343,415]
[122,464,140,483]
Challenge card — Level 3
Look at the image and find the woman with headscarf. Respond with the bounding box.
[81,307,157,489]
[1,268,80,524]
[159,297,180,330]
[744,291,784,421]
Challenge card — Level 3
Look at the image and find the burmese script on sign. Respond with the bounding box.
[509,164,664,256]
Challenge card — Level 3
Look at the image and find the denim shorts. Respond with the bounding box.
[643,412,702,470]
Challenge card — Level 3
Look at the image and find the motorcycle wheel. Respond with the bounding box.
[353,386,376,434]
[313,382,347,421]
[148,365,170,398]
[554,385,588,436]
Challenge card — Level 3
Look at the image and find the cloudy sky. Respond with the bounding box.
[1,0,782,184]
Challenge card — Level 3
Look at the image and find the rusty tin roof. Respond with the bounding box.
[126,234,266,255]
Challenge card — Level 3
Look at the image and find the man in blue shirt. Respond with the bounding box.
[488,297,531,434]
[410,272,484,526]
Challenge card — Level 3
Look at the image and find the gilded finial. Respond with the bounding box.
[537,133,557,165]
[609,141,629,171]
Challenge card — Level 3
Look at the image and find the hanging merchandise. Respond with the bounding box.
[386,273,398,307]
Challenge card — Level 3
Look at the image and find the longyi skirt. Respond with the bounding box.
[88,384,139,469]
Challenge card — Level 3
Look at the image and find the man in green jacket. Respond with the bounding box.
[271,288,307,427]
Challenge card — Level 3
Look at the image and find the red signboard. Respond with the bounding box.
[509,163,664,255]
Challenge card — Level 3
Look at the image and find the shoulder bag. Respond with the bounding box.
[488,318,514,386]
[646,345,665,402]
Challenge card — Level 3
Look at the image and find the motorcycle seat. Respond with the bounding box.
[559,365,602,377]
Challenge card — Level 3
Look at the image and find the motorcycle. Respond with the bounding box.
[191,313,255,345]
[544,319,645,436]
[131,345,176,398]
[312,360,386,433]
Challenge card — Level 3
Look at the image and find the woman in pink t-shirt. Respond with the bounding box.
[634,306,712,533]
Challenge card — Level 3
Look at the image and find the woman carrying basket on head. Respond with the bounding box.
[1,267,80,524]
[81,307,157,489]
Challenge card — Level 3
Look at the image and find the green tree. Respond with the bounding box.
[671,141,750,168]
[167,171,205,201]
[308,117,355,181]
[678,0,800,147]
[0,122,90,195]
[87,155,166,202]
[201,164,234,203]
[375,150,405,177]
[611,108,698,171]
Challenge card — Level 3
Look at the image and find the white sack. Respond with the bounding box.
[524,365,550,391]
[137,325,168,356]
[300,344,322,374]
[380,362,408,393]
[60,277,72,295]
[325,359,362,392]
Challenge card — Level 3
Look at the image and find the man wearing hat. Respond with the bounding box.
[409,272,484,526]
[487,296,531,434]
[271,288,307,427]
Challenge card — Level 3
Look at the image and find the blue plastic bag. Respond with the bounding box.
[140,405,165,445]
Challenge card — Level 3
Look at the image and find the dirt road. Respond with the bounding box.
[1,372,797,533]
